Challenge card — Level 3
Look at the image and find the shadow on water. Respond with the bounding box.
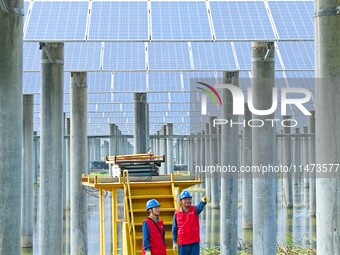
[22,181,314,254]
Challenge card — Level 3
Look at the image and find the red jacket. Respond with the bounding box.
[142,217,166,255]
[174,206,200,245]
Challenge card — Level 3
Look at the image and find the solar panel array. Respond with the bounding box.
[22,0,315,135]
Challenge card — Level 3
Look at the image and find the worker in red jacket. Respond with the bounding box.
[142,199,167,255]
[172,190,207,255]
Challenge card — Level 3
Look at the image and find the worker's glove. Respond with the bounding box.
[202,195,208,203]
[173,242,178,251]
[145,250,151,255]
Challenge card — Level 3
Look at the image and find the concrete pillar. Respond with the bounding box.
[109,124,117,176]
[242,104,253,229]
[70,72,88,255]
[282,116,293,208]
[252,41,276,255]
[34,131,39,184]
[103,141,109,158]
[196,133,201,170]
[189,136,195,173]
[39,42,64,255]
[134,93,147,153]
[209,116,219,209]
[156,131,160,156]
[166,123,174,173]
[0,1,23,253]
[117,130,123,155]
[302,126,309,188]
[21,95,34,247]
[277,131,283,166]
[96,139,101,161]
[204,124,211,197]
[200,131,206,182]
[292,128,301,185]
[309,111,316,216]
[66,118,71,210]
[217,126,221,167]
[159,126,167,174]
[220,71,239,254]
[90,138,95,163]
[110,124,117,155]
[180,138,184,165]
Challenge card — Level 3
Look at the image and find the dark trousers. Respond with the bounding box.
[178,242,200,255]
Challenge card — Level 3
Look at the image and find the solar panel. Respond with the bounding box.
[19,0,318,136]
[191,42,236,70]
[113,72,146,92]
[268,1,313,39]
[148,42,191,70]
[85,72,112,92]
[151,1,211,40]
[278,42,314,70]
[103,42,145,70]
[23,42,40,71]
[89,1,148,40]
[65,42,101,71]
[25,1,88,40]
[233,42,281,70]
[285,71,315,79]
[211,1,275,40]
[24,1,30,20]
[148,72,182,91]
[23,72,40,93]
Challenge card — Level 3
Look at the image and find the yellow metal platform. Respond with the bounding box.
[82,171,201,255]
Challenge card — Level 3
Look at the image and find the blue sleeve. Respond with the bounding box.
[194,201,207,215]
[142,221,151,251]
[172,214,178,243]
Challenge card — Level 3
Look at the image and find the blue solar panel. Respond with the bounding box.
[65,43,101,71]
[23,42,40,71]
[88,93,113,103]
[211,1,275,40]
[89,1,148,40]
[86,72,112,92]
[91,101,133,112]
[285,71,314,79]
[23,72,40,93]
[25,1,88,40]
[24,1,30,18]
[183,72,217,90]
[151,2,211,40]
[148,72,182,91]
[268,1,313,39]
[234,42,281,70]
[113,72,146,92]
[148,93,168,103]
[103,42,145,70]
[191,42,236,70]
[148,42,191,70]
[278,42,314,70]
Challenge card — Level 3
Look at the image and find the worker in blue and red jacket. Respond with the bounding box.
[142,199,167,255]
[172,190,207,255]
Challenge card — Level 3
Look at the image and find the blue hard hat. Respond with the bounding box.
[146,199,160,211]
[180,190,192,200]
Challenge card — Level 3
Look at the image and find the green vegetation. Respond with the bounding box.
[200,244,316,255]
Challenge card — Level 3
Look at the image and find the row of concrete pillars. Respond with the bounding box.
[13,42,134,255]
[1,0,340,253]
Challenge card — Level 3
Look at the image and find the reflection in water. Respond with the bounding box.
[210,209,220,248]
[22,181,316,254]
[283,208,293,245]
[303,187,310,247]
